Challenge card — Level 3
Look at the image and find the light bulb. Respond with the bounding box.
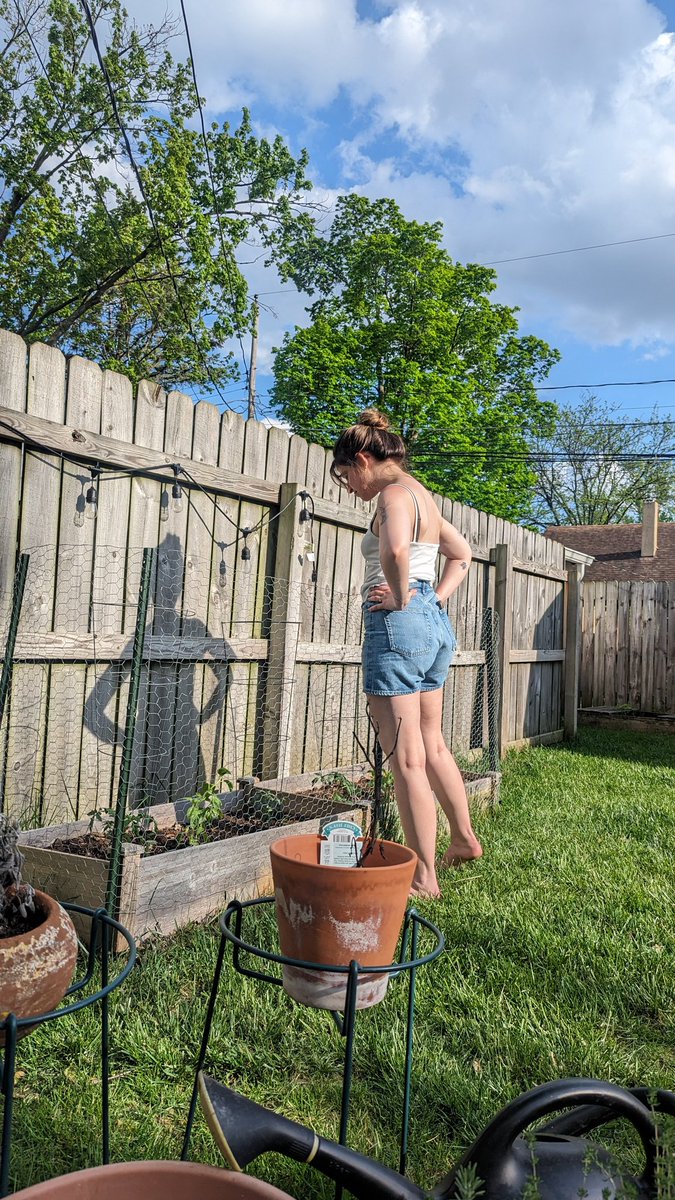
[171,481,183,513]
[85,482,98,520]
[218,559,227,588]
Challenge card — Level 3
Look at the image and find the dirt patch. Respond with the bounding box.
[48,779,374,861]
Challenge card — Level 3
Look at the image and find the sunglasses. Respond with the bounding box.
[332,465,352,489]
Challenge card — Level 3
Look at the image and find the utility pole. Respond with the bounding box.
[247,294,259,420]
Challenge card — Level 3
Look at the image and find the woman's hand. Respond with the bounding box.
[367,584,417,611]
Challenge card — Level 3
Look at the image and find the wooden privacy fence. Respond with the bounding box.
[580,580,675,713]
[0,330,574,823]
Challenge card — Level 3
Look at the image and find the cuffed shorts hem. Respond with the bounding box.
[361,581,456,697]
[365,687,421,697]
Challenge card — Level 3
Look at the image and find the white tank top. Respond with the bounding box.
[360,483,438,601]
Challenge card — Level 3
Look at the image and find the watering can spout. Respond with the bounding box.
[199,1073,426,1200]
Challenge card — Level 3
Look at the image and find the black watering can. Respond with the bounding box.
[200,1073,674,1200]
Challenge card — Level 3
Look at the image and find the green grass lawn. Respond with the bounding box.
[6,727,675,1196]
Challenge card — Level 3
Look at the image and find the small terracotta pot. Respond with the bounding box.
[270,834,417,1010]
[0,890,78,1044]
[11,1160,295,1198]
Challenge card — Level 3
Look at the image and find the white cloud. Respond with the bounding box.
[125,0,675,352]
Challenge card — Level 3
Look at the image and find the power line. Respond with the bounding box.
[536,377,675,391]
[178,0,251,393]
[78,0,241,414]
[411,451,675,463]
[483,230,675,267]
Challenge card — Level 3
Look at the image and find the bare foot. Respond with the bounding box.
[409,881,441,900]
[441,840,483,869]
[409,867,441,899]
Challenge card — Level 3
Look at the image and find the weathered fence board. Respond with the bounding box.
[580,581,674,714]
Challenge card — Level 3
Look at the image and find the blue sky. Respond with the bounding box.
[130,0,675,427]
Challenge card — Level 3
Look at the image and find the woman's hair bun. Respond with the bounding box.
[356,408,390,431]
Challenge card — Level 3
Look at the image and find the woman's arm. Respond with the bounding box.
[435,517,472,604]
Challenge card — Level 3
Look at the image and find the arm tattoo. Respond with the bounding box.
[379,507,388,524]
[461,561,468,570]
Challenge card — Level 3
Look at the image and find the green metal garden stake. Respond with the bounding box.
[0,553,29,746]
[482,606,501,778]
[105,546,155,921]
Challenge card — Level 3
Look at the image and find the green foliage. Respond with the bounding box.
[87,804,158,844]
[528,392,675,527]
[273,194,560,522]
[450,1163,485,1200]
[377,768,403,844]
[0,0,313,391]
[184,766,231,845]
[252,789,285,830]
[313,769,364,807]
[655,1102,675,1200]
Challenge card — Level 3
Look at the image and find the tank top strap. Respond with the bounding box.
[385,483,422,541]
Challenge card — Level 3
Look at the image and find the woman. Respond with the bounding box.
[331,410,482,898]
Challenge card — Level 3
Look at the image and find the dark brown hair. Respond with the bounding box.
[330,409,407,485]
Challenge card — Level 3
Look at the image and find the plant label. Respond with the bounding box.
[319,818,363,867]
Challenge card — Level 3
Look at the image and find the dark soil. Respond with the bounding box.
[50,815,270,860]
[48,779,375,862]
[0,887,44,938]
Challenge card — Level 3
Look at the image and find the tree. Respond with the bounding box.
[0,0,314,392]
[272,195,560,521]
[528,392,675,528]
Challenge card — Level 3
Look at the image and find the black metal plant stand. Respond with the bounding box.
[0,905,136,1197]
[182,897,444,1198]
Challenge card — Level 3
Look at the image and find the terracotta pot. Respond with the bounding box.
[11,1160,295,1198]
[0,890,78,1043]
[270,834,417,1010]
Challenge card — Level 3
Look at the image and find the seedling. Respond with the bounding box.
[87,804,158,844]
[185,766,232,845]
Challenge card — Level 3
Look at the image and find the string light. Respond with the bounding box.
[299,491,317,582]
[299,491,313,525]
[171,464,183,514]
[74,484,86,528]
[85,467,99,520]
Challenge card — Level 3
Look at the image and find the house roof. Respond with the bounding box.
[545,522,675,581]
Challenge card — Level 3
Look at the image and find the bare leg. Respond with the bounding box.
[367,692,441,897]
[419,688,482,866]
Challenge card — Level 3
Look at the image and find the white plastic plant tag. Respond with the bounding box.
[319,818,363,867]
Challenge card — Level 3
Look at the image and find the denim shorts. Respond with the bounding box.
[362,580,457,696]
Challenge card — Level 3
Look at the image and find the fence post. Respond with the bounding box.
[260,482,305,781]
[492,543,513,758]
[564,562,582,739]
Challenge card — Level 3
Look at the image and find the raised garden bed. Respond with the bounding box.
[18,768,370,950]
[578,707,675,736]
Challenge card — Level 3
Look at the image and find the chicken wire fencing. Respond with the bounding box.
[0,541,500,938]
[0,542,368,820]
